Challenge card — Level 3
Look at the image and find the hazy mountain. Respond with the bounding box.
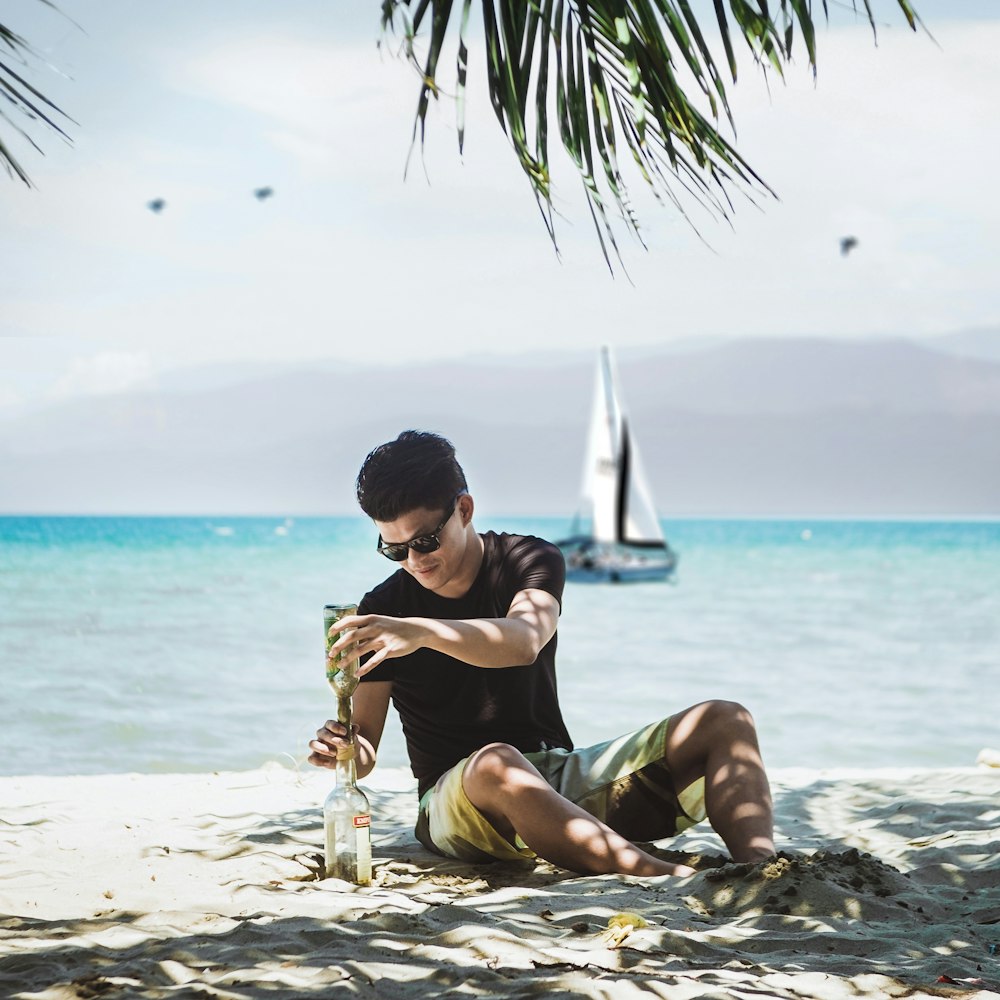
[922,326,1000,365]
[2,337,998,516]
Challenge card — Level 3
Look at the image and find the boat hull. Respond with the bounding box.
[565,563,674,583]
[558,538,678,584]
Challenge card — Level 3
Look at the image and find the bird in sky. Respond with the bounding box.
[147,198,166,213]
[840,235,859,257]
[253,187,274,201]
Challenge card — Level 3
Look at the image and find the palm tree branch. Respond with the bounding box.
[533,0,558,238]
[456,0,473,151]
[0,4,75,185]
[382,0,921,270]
[0,59,74,137]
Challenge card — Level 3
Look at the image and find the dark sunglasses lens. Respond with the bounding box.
[408,535,440,555]
[380,544,409,561]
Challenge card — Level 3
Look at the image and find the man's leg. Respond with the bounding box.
[663,700,774,862]
[462,743,695,877]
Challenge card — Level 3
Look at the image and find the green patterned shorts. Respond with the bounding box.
[414,717,707,864]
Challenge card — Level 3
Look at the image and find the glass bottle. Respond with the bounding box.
[323,744,372,884]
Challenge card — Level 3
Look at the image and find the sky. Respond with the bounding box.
[1,0,998,415]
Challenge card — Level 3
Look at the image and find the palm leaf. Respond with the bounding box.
[382,0,922,271]
[0,2,75,186]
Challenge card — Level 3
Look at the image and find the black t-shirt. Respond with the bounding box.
[358,531,574,797]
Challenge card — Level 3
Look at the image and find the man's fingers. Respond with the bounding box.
[327,635,361,660]
[316,720,355,740]
[309,728,358,755]
[326,615,362,637]
[357,648,388,677]
[307,752,337,769]
[327,614,376,643]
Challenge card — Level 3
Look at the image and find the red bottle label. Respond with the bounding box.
[353,815,370,828]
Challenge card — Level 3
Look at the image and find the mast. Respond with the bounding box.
[607,349,666,550]
[615,419,630,545]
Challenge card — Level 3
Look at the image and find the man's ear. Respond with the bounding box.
[458,493,474,526]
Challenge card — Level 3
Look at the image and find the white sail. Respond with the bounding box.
[579,347,665,547]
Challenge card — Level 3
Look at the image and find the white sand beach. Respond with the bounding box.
[1,762,998,999]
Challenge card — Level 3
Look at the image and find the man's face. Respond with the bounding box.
[374,497,471,595]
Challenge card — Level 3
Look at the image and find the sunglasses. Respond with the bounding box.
[376,492,466,562]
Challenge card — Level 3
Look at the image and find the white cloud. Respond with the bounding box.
[48,352,156,400]
[173,36,416,165]
[0,387,25,410]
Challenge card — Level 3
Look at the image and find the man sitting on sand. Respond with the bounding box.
[308,431,774,877]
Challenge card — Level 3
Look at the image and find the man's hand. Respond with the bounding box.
[306,681,391,781]
[307,720,360,768]
[327,614,428,677]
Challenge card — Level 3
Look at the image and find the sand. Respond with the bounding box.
[1,761,998,999]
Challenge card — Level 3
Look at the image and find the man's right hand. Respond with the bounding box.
[307,720,360,769]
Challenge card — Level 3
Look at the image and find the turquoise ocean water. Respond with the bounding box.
[1,516,997,777]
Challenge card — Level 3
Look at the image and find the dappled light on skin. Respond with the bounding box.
[563,816,632,872]
[665,700,775,863]
[463,743,695,878]
[435,618,507,651]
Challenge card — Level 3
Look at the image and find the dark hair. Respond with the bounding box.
[356,430,468,521]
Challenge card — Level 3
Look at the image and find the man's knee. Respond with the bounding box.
[463,742,530,792]
[702,699,757,732]
[689,701,761,747]
[461,743,537,831]
[670,699,759,750]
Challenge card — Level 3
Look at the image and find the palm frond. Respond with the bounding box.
[382,0,922,271]
[1,3,76,186]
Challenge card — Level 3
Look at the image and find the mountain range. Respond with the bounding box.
[2,334,998,516]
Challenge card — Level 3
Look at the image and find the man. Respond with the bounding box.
[309,431,774,877]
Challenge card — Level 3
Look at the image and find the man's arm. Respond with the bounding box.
[327,588,560,677]
[307,679,392,780]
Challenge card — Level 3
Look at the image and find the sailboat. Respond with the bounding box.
[557,346,677,583]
